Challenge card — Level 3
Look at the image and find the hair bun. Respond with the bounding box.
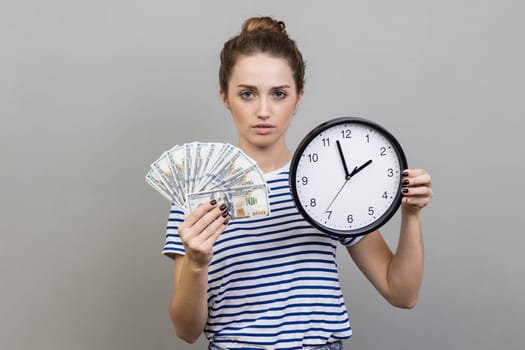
[241,16,286,34]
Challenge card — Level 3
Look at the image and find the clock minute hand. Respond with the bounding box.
[349,159,373,178]
[336,140,351,179]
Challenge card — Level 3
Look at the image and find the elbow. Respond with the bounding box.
[387,294,418,309]
[175,330,200,344]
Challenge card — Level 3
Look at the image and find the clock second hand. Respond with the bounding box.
[325,160,373,212]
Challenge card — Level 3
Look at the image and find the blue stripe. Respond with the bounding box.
[214,231,334,257]
[209,250,336,278]
[209,293,344,312]
[209,245,336,274]
[207,309,347,327]
[210,275,339,302]
[208,301,346,320]
[207,266,338,294]
[212,285,341,304]
[212,325,351,342]
[208,258,337,285]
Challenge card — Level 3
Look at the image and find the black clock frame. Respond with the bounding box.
[289,117,408,238]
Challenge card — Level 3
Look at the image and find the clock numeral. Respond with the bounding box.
[301,176,308,185]
[310,198,317,207]
[387,168,394,177]
[347,214,353,223]
[308,153,319,163]
[382,191,388,199]
[366,134,370,143]
[341,129,352,139]
[368,207,375,216]
[322,138,330,147]
[326,210,333,219]
[380,147,387,156]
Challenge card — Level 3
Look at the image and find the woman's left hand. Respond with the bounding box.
[401,168,433,213]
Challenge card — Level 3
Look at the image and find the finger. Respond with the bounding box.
[402,170,432,187]
[202,215,230,247]
[182,200,218,229]
[402,186,433,197]
[191,203,229,236]
[199,209,230,242]
[402,195,430,208]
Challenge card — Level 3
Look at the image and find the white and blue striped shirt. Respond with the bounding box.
[163,163,362,349]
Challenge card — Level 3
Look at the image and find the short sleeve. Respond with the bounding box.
[161,203,186,259]
[339,235,364,247]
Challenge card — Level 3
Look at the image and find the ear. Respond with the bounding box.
[219,88,230,109]
[296,88,305,107]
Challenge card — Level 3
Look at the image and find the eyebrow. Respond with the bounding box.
[236,84,292,90]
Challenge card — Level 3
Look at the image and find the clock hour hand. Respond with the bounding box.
[336,140,351,179]
[349,159,372,178]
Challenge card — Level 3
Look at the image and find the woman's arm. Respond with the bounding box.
[169,201,229,343]
[347,168,432,308]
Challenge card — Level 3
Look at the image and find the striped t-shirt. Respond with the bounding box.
[162,163,362,349]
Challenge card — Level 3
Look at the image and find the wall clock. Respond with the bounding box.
[290,117,408,237]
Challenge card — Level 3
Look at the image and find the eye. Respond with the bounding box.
[273,90,287,99]
[240,90,255,99]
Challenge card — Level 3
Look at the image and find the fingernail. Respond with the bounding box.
[403,171,409,177]
[210,199,217,205]
[402,179,409,185]
[402,188,409,194]
[222,210,229,217]
[223,219,229,225]
[219,203,227,210]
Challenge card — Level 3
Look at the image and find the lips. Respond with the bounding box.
[252,123,275,134]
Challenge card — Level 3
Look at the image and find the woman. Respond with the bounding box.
[163,16,432,350]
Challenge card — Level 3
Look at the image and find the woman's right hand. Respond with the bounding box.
[178,200,230,267]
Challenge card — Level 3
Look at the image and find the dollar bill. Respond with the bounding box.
[208,164,267,190]
[187,184,270,219]
[145,169,178,204]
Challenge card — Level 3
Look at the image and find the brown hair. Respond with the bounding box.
[219,16,305,94]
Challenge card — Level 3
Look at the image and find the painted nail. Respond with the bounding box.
[219,203,227,210]
[210,199,217,205]
[222,210,229,217]
[223,219,229,225]
[402,179,409,185]
[402,188,409,194]
[403,171,409,177]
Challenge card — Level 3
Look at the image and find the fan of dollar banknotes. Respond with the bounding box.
[145,142,271,220]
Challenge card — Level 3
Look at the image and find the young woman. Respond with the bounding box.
[163,16,432,350]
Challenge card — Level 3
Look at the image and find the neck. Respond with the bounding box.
[239,140,292,174]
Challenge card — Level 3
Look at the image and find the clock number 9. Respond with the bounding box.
[301,176,308,185]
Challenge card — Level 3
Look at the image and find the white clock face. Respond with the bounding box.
[292,119,405,235]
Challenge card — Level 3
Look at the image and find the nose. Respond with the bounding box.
[257,97,270,120]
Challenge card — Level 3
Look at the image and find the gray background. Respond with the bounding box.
[1,0,524,349]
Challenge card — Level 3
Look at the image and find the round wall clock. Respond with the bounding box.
[290,117,408,238]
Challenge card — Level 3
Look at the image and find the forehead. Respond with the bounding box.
[230,53,295,87]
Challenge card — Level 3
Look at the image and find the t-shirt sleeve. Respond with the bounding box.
[339,235,364,247]
[161,203,186,259]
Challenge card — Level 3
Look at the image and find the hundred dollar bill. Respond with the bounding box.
[207,164,267,190]
[166,145,186,198]
[187,184,270,220]
[145,169,178,204]
[151,152,185,204]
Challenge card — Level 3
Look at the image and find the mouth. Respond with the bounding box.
[252,123,275,134]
